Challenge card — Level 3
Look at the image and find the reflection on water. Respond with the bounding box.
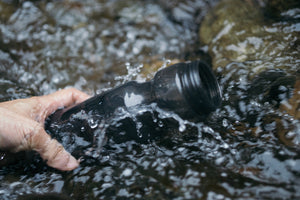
[0,0,299,199]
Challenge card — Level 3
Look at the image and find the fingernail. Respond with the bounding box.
[66,156,79,170]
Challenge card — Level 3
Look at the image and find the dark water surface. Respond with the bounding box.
[0,0,299,199]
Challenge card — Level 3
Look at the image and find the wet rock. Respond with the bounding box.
[264,0,300,19]
[249,70,297,107]
[140,58,182,79]
[156,0,219,29]
[0,1,17,22]
[199,0,299,75]
[199,0,300,147]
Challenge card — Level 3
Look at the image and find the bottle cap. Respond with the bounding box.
[180,61,222,116]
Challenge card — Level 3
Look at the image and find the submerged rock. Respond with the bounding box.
[199,0,300,146]
[199,0,299,75]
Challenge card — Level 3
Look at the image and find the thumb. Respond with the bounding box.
[30,124,79,171]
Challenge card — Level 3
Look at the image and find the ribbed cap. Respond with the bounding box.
[179,61,222,115]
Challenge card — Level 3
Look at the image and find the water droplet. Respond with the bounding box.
[222,143,229,149]
[122,168,133,177]
[88,118,98,129]
[0,152,5,160]
[158,121,164,127]
[215,157,226,165]
[222,119,229,127]
[136,122,143,138]
[203,126,214,134]
[179,123,186,132]
[221,172,227,177]
[137,131,143,138]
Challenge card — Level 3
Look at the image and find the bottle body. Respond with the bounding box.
[46,81,154,143]
[46,61,222,146]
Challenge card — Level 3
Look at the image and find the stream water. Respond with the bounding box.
[0,0,299,199]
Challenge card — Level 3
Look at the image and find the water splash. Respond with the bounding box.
[114,62,145,84]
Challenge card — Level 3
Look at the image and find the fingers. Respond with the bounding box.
[0,88,87,171]
[33,88,88,170]
[29,124,79,171]
[39,88,90,118]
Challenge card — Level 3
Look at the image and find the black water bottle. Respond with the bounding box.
[46,61,222,145]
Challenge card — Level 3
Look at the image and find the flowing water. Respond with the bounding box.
[0,0,299,199]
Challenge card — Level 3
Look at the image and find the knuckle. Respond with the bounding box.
[29,97,44,122]
[50,143,64,161]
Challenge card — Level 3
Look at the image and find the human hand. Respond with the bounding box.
[0,88,90,171]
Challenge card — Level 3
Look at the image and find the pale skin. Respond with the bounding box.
[0,88,90,171]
